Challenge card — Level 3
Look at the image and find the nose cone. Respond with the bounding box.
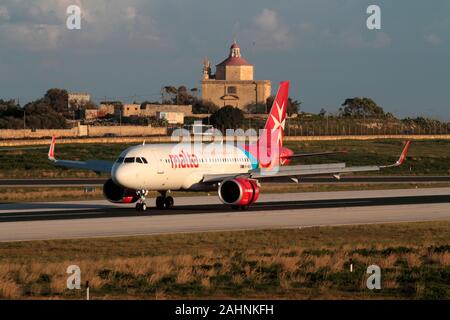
[112,164,131,188]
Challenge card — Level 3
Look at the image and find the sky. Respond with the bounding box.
[0,0,449,120]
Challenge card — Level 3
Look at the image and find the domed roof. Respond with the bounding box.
[217,41,252,67]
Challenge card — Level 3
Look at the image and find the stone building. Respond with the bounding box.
[68,92,91,109]
[116,103,192,118]
[201,42,271,110]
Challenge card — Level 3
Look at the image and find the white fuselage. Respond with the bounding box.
[111,143,253,191]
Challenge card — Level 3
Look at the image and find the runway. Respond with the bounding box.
[0,188,449,242]
[1,175,450,187]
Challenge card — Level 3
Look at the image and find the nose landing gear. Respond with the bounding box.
[135,190,148,211]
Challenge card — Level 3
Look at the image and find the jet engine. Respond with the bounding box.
[103,178,139,203]
[218,177,260,207]
[280,147,294,165]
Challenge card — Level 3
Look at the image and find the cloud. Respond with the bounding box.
[336,30,392,49]
[0,5,10,21]
[424,34,442,46]
[241,8,294,51]
[1,23,62,50]
[0,0,167,52]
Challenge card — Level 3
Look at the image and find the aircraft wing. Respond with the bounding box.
[203,141,411,183]
[281,150,347,159]
[48,136,113,174]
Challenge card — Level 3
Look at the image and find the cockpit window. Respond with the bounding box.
[136,157,143,164]
[116,157,124,163]
[124,157,135,163]
[141,157,148,164]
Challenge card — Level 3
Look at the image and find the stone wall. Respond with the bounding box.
[0,125,166,139]
[1,134,450,147]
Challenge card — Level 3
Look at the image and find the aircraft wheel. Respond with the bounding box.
[164,196,174,209]
[136,202,147,211]
[156,196,165,209]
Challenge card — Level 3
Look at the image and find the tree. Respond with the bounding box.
[243,103,267,114]
[0,91,70,129]
[162,86,178,104]
[192,100,219,114]
[23,101,68,129]
[339,97,385,118]
[319,108,327,117]
[44,88,68,113]
[209,106,244,131]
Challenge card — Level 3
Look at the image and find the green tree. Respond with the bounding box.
[192,100,219,114]
[209,106,244,131]
[44,88,68,113]
[340,97,385,118]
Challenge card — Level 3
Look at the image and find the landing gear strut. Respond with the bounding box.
[135,189,148,211]
[156,191,174,210]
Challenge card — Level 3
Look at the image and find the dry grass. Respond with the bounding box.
[0,221,449,299]
[0,187,103,202]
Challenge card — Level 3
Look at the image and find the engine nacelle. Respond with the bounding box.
[218,177,260,206]
[280,147,294,165]
[103,178,139,203]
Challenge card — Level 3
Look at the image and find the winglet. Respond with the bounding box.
[396,140,411,166]
[48,134,56,161]
[381,140,411,168]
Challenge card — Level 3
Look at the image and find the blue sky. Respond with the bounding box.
[0,0,449,120]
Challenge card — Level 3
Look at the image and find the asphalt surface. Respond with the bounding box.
[0,188,449,242]
[1,176,450,187]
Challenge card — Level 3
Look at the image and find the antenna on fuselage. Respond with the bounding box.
[142,140,146,145]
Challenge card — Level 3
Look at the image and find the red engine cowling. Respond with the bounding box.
[280,147,294,165]
[103,178,139,203]
[218,177,260,206]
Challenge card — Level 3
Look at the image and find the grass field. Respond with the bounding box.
[0,221,449,299]
[0,139,449,178]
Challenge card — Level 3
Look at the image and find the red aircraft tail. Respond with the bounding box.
[246,81,290,168]
[261,81,289,150]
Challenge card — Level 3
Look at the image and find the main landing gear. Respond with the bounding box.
[135,190,174,211]
[156,191,174,210]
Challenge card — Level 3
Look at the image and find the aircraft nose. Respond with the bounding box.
[112,165,129,188]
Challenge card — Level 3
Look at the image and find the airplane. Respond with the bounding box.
[48,81,411,211]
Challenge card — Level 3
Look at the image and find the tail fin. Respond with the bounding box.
[264,81,290,132]
[259,81,290,150]
[244,81,290,168]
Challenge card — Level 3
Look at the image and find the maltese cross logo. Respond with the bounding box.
[270,101,286,146]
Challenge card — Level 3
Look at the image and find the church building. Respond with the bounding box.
[201,42,271,111]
